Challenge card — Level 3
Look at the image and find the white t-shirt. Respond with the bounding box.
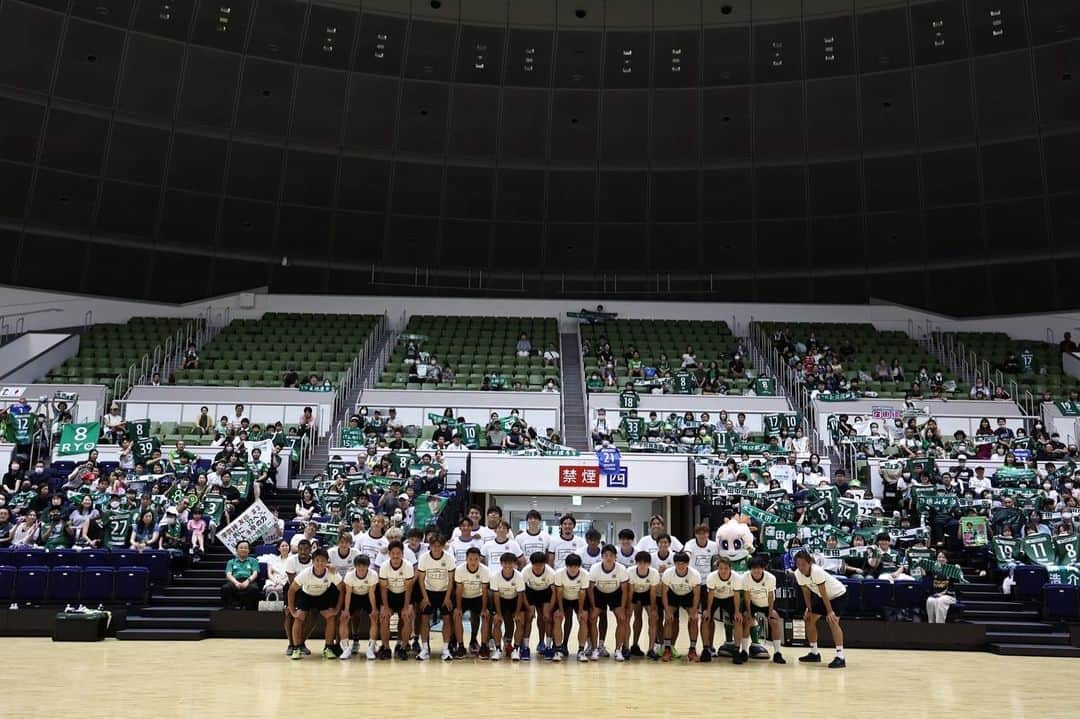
[705,569,742,599]
[284,553,312,576]
[627,566,660,595]
[635,534,684,558]
[554,567,590,600]
[795,563,847,599]
[661,567,702,596]
[451,525,496,543]
[294,566,339,596]
[579,546,604,571]
[449,536,483,564]
[743,570,777,608]
[489,568,526,600]
[482,538,523,568]
[588,562,629,594]
[374,545,415,570]
[355,531,388,562]
[454,563,491,599]
[405,542,429,563]
[652,550,677,574]
[615,545,638,567]
[686,539,719,583]
[417,550,456,592]
[343,568,379,598]
[290,533,318,551]
[523,564,557,591]
[549,534,587,569]
[515,529,550,561]
[328,546,360,577]
[378,559,415,594]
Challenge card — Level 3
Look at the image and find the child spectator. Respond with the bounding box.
[187,507,207,556]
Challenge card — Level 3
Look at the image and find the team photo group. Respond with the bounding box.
[272,511,846,667]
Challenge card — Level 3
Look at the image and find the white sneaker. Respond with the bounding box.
[598,642,610,658]
[339,644,353,660]
[577,649,589,662]
[552,651,563,662]
[614,649,625,662]
[490,648,502,661]
[442,647,452,660]
[365,643,377,660]
[418,646,430,661]
[511,647,521,661]
[590,648,600,661]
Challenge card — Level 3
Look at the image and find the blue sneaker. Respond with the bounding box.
[519,646,531,661]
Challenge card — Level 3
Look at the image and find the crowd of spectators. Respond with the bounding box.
[341,406,561,453]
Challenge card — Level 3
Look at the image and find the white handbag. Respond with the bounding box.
[258,591,284,612]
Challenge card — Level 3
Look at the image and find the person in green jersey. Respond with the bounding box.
[222,540,263,610]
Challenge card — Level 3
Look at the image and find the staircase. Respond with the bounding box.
[955,577,1080,657]
[118,488,300,641]
[559,332,589,451]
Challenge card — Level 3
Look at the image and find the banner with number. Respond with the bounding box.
[125,419,159,463]
[1053,534,1080,565]
[536,436,581,457]
[57,421,100,456]
[1055,401,1080,417]
[753,377,777,396]
[4,412,35,445]
[762,413,798,437]
[340,427,365,448]
[218,500,278,555]
[1021,533,1055,566]
[199,495,226,526]
[960,516,988,547]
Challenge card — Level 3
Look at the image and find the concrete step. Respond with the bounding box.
[138,606,217,618]
[965,620,1056,632]
[988,643,1080,657]
[116,628,207,641]
[986,632,1073,646]
[962,609,1040,621]
[150,594,220,606]
[125,616,211,629]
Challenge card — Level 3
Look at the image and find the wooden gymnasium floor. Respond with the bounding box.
[11,637,1079,719]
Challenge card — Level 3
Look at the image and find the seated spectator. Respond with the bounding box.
[295,488,320,522]
[627,351,644,378]
[298,406,317,437]
[262,539,292,596]
[291,522,320,551]
[131,510,160,551]
[925,551,957,623]
[11,509,40,547]
[1060,332,1078,354]
[186,507,207,556]
[221,540,262,610]
[891,359,905,383]
[542,379,559,393]
[868,533,914,582]
[516,333,532,358]
[102,403,125,444]
[592,409,612,446]
[969,377,988,399]
[283,366,300,387]
[0,507,12,548]
[543,343,560,367]
[681,345,698,369]
[586,370,603,392]
[728,353,746,379]
[40,507,68,549]
[181,343,199,369]
[875,358,891,382]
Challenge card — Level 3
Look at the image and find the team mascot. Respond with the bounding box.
[713,517,768,657]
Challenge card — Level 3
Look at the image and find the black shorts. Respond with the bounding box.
[698,587,711,611]
[296,585,339,612]
[386,590,408,613]
[710,595,736,621]
[492,595,520,616]
[422,590,447,614]
[411,582,424,605]
[593,590,622,612]
[666,589,694,610]
[808,591,847,616]
[558,598,582,614]
[525,587,552,607]
[350,595,373,615]
[459,596,483,615]
[631,590,653,606]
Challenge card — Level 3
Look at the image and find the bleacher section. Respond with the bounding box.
[173,313,380,388]
[376,315,558,390]
[761,321,966,398]
[581,319,740,391]
[44,317,190,393]
[946,333,1080,399]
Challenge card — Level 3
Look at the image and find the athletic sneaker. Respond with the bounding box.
[590,647,600,661]
[828,657,846,669]
[773,652,787,664]
[700,647,712,663]
[469,639,480,655]
[290,648,302,660]
[394,644,408,661]
[630,644,644,657]
[503,642,513,656]
[552,650,563,662]
[411,638,421,655]
[322,647,335,659]
[442,647,453,661]
[687,648,699,663]
[490,648,502,661]
[511,647,521,661]
[577,648,589,662]
[365,643,377,660]
[614,649,625,662]
[285,644,295,657]
[661,647,672,662]
[339,644,353,660]
[646,649,660,661]
[799,652,822,663]
[479,644,491,659]
[715,642,735,657]
[750,645,770,659]
[518,646,531,661]
[378,647,392,660]
[351,640,360,655]
[734,650,749,665]
[453,644,467,659]
[417,646,430,661]
[330,644,342,657]
[597,642,610,658]
[299,645,311,656]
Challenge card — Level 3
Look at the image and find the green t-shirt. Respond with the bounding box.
[621,416,645,442]
[619,390,640,410]
[459,423,481,449]
[674,371,695,394]
[103,512,132,548]
[226,556,261,581]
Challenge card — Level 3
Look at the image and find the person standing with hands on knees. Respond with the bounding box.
[794,550,847,668]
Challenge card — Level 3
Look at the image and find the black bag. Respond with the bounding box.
[52,611,109,642]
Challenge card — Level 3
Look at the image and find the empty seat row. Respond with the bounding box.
[0,548,170,584]
[0,565,149,603]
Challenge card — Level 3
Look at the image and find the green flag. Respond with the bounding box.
[4,413,35,445]
[1053,534,1080,565]
[199,495,225,526]
[413,493,448,529]
[761,522,798,553]
[57,421,100,456]
[1021,534,1055,566]
[340,427,365,448]
[230,469,252,500]
[126,419,159,462]
[753,377,777,396]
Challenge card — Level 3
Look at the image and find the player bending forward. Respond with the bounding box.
[741,555,785,664]
[488,552,528,660]
[339,554,378,660]
[660,552,701,662]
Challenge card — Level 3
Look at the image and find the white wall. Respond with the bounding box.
[469,453,690,497]
[0,333,79,384]
[357,388,562,432]
[124,386,336,434]
[1042,403,1080,445]
[1,285,1074,344]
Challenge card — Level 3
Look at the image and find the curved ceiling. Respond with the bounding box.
[0,0,1078,315]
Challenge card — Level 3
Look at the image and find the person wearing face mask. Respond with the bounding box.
[1,461,24,496]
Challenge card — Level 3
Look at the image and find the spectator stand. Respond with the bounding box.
[121,388,336,437]
[1041,402,1080,448]
[812,398,1030,447]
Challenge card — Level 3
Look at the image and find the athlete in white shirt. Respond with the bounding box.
[660,552,702,662]
[578,528,609,657]
[415,536,456,660]
[635,515,684,557]
[488,551,527,660]
[686,524,719,585]
[615,529,638,567]
[705,556,744,663]
[454,547,491,657]
[355,516,389,563]
[339,554,379,660]
[521,552,557,660]
[287,549,342,660]
[794,550,848,668]
[482,521,523,569]
[626,551,661,659]
[548,515,586,569]
[449,517,485,564]
[328,533,360,577]
[587,545,630,661]
[553,554,591,662]
[514,510,550,570]
[377,541,416,660]
[651,534,678,574]
[450,505,496,543]
[743,555,785,664]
